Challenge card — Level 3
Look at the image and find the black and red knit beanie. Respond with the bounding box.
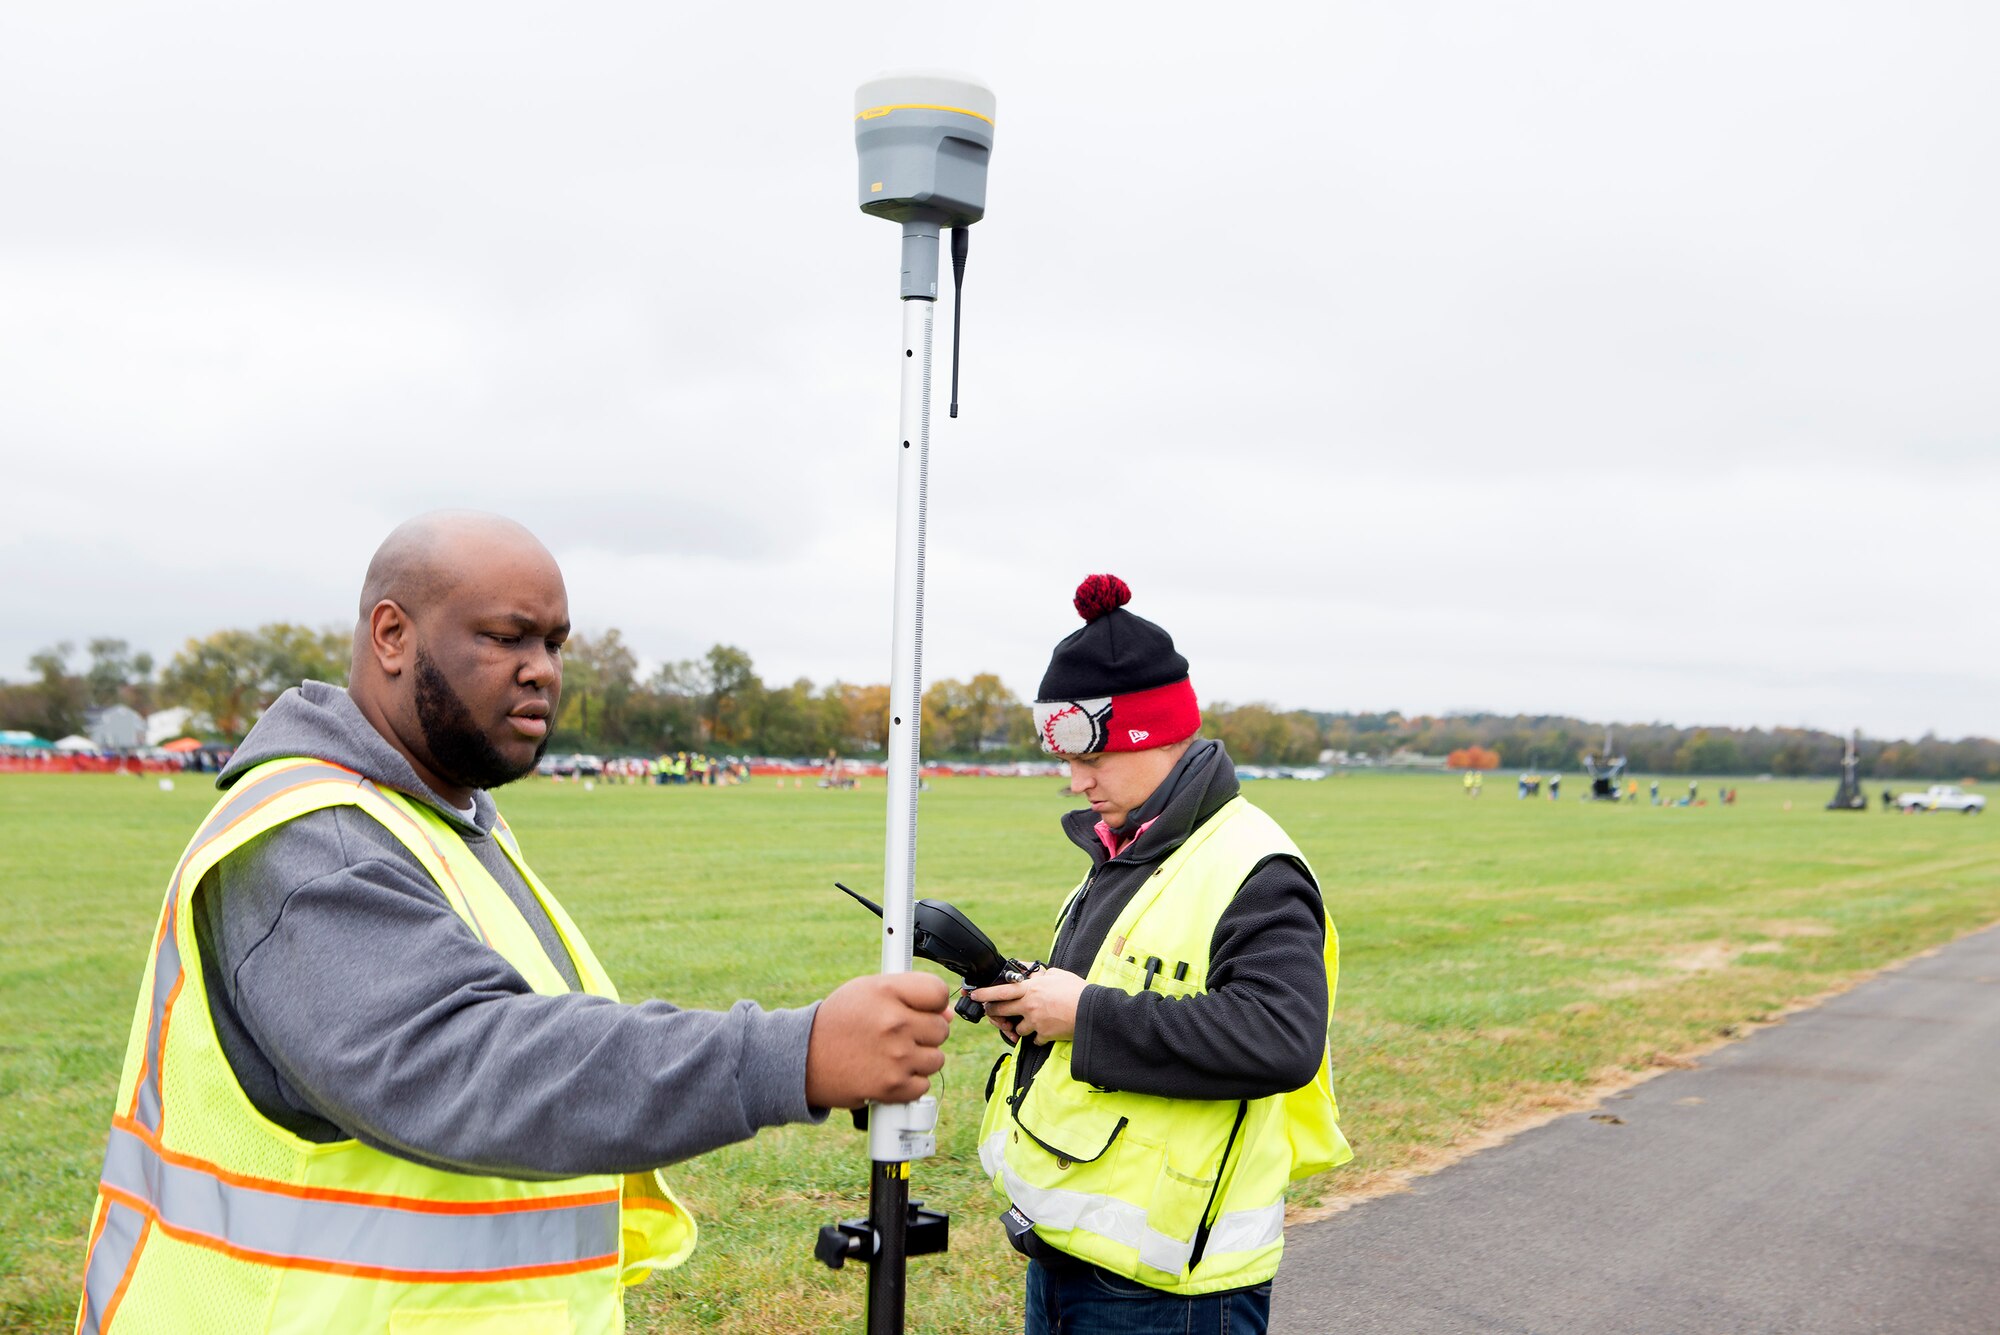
[1033,574,1201,755]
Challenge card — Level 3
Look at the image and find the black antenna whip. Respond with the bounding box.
[948,227,969,418]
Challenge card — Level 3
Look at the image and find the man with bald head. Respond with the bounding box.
[76,512,950,1334]
[345,511,573,804]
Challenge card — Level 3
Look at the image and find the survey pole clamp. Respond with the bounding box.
[868,1093,939,1164]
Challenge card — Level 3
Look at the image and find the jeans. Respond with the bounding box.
[1025,1259,1271,1335]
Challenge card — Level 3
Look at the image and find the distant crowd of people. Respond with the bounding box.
[1513,772,1562,799]
[1651,780,1737,806]
[652,752,749,785]
[551,753,753,785]
[1470,772,1741,806]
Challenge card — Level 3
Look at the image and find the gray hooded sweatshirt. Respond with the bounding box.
[193,681,819,1180]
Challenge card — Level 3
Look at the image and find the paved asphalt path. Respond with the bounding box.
[1272,922,2000,1334]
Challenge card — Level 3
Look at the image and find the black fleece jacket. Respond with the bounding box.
[1022,739,1329,1102]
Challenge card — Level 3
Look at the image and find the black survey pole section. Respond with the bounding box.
[949,227,969,418]
[869,1164,910,1335]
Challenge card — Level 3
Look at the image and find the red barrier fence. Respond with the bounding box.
[0,756,187,775]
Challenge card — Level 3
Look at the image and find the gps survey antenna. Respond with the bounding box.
[812,72,994,1335]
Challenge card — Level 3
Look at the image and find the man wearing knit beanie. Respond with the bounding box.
[970,575,1350,1335]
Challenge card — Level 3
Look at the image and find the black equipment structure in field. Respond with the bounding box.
[1583,726,1627,800]
[1827,730,1867,810]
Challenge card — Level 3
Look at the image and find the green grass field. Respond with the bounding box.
[3,770,1995,1333]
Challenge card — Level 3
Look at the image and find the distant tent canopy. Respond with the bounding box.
[1,730,53,749]
[54,735,100,753]
[161,737,204,753]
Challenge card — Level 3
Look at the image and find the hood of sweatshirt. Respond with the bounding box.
[217,680,493,833]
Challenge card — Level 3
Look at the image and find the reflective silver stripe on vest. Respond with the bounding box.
[1200,1200,1285,1260]
[979,1127,1005,1180]
[132,762,362,1132]
[130,907,178,1133]
[78,1198,148,1335]
[100,1124,620,1277]
[980,1132,1285,1276]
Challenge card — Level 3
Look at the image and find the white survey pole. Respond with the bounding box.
[881,297,933,977]
[815,70,993,1335]
[868,291,941,1170]
[850,71,994,1177]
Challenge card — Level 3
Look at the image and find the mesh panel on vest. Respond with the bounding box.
[160,989,313,1186]
[114,1231,276,1333]
[158,878,315,1182]
[199,1092,314,1184]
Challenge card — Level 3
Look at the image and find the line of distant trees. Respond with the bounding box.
[1308,710,2000,781]
[2,628,1995,779]
[0,629,350,743]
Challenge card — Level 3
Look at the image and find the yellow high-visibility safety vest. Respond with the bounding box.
[75,758,695,1334]
[978,796,1350,1296]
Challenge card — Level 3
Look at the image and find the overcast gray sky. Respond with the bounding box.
[3,2,1994,740]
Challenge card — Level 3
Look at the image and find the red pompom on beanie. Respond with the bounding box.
[1072,574,1131,622]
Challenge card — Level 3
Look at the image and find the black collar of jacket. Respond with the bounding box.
[1060,738,1241,869]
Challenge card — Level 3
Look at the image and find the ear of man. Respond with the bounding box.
[356,599,417,684]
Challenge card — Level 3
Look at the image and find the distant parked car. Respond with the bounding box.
[1896,785,1986,813]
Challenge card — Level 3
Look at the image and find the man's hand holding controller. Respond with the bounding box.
[969,965,1086,1047]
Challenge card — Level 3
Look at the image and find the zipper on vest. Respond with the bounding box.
[1052,868,1098,943]
[1186,1099,1250,1272]
[1003,864,1120,1151]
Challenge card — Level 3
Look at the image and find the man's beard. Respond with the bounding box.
[414,647,547,793]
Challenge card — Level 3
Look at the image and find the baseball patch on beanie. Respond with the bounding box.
[1035,697,1113,756]
[1033,680,1202,756]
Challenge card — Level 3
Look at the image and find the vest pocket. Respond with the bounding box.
[1010,1047,1128,1165]
[1103,947,1201,998]
[1121,1127,1221,1272]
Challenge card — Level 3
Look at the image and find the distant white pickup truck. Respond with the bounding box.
[1896,785,1987,813]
